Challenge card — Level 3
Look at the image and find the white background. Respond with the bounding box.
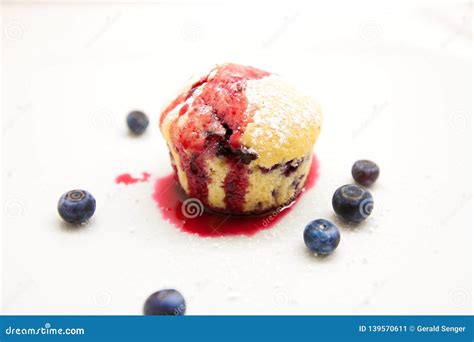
[1,0,472,314]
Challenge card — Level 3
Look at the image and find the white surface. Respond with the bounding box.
[1,0,472,314]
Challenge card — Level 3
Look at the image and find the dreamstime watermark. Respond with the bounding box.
[262,12,301,48]
[358,197,374,219]
[3,101,33,134]
[173,303,186,316]
[358,20,382,43]
[94,289,112,308]
[3,198,25,218]
[352,101,389,139]
[353,279,389,313]
[261,206,285,228]
[446,110,470,133]
[260,191,299,228]
[181,20,206,42]
[449,287,470,307]
[440,2,472,48]
[2,278,35,310]
[440,192,472,226]
[90,107,115,130]
[4,323,85,336]
[273,287,298,307]
[181,198,204,219]
[3,21,24,41]
[85,12,121,48]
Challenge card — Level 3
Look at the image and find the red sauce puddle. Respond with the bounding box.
[116,172,151,185]
[152,156,319,237]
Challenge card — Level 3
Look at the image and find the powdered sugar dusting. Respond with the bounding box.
[242,75,322,167]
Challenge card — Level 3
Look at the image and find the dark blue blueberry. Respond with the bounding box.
[304,219,340,255]
[332,184,374,223]
[143,289,186,316]
[235,147,258,165]
[57,190,96,224]
[282,158,303,177]
[127,111,149,135]
[352,160,379,186]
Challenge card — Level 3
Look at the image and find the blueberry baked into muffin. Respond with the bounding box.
[160,63,322,215]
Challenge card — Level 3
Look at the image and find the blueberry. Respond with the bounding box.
[332,184,374,223]
[283,158,303,177]
[127,111,149,135]
[143,289,186,316]
[304,219,340,255]
[236,147,258,165]
[58,190,96,224]
[352,160,379,186]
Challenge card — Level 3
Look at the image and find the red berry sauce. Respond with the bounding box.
[160,64,270,213]
[115,172,151,185]
[223,160,248,212]
[152,156,319,237]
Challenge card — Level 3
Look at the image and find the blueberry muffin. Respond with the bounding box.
[160,63,322,215]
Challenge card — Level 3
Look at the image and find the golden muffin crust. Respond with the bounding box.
[159,64,322,214]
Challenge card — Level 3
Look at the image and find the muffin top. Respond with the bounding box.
[160,63,322,168]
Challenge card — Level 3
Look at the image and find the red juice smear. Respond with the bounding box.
[116,172,151,185]
[152,156,319,237]
[162,64,271,213]
[223,160,248,212]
